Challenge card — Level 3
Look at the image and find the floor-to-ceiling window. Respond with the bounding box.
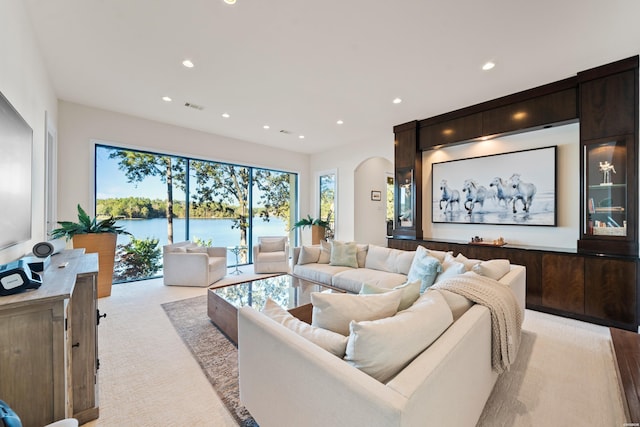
[318,170,336,239]
[95,144,297,282]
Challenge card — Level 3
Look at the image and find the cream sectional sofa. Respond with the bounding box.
[238,243,526,427]
[291,243,526,310]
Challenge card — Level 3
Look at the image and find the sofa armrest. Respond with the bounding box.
[238,307,407,427]
[163,252,209,285]
[499,264,526,314]
[206,246,227,258]
[386,304,498,427]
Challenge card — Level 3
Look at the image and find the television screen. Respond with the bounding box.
[0,91,33,250]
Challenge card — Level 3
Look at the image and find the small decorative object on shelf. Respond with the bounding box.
[598,160,616,185]
[471,236,483,243]
[469,236,506,246]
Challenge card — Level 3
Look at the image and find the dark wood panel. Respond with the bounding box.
[482,89,577,136]
[419,113,482,149]
[542,254,584,313]
[579,68,637,140]
[394,121,418,169]
[393,121,422,239]
[585,258,636,325]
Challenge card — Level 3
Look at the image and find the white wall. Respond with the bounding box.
[57,101,311,227]
[354,157,393,245]
[423,123,580,249]
[0,0,58,264]
[310,135,394,242]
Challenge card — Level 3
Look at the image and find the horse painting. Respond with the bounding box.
[439,179,460,213]
[489,177,515,209]
[462,179,489,215]
[510,174,537,213]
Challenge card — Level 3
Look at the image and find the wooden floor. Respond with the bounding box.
[611,327,640,424]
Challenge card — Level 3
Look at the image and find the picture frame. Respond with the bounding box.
[432,146,557,226]
[371,190,382,201]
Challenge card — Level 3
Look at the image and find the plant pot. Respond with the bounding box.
[73,233,117,298]
[311,225,326,245]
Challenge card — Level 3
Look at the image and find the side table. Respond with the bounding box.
[227,245,247,275]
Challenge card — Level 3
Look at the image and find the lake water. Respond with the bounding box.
[115,217,289,265]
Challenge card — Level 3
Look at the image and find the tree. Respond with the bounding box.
[253,169,292,229]
[113,237,162,281]
[190,162,250,259]
[108,150,186,244]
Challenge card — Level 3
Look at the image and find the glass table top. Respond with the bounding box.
[211,274,334,312]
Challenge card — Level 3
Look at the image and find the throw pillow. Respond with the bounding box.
[260,237,285,252]
[186,246,208,254]
[359,279,421,311]
[297,245,320,265]
[425,248,453,262]
[356,244,369,268]
[455,253,481,271]
[330,241,359,268]
[407,245,443,293]
[311,290,402,336]
[317,240,332,264]
[344,289,453,383]
[472,259,511,281]
[261,299,348,357]
[364,245,415,274]
[434,254,466,283]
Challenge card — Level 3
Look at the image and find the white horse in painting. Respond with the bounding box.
[489,177,515,209]
[439,179,460,212]
[462,179,489,214]
[510,173,537,213]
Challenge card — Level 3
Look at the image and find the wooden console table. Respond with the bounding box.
[0,250,100,427]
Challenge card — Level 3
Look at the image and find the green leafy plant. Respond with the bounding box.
[114,237,161,282]
[50,204,132,240]
[290,214,329,230]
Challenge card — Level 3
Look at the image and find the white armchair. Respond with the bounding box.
[253,236,289,274]
[163,241,227,287]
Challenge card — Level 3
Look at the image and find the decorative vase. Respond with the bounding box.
[311,225,326,245]
[73,233,117,298]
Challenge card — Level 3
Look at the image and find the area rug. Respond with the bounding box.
[163,296,626,426]
[161,296,258,427]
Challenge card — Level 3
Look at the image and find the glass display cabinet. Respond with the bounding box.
[579,135,637,256]
[396,167,414,229]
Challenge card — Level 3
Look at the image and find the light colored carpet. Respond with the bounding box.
[84,275,626,427]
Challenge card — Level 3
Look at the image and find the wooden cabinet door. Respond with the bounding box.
[585,257,637,326]
[71,272,99,423]
[542,254,585,313]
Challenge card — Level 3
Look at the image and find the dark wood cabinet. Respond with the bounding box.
[393,121,422,239]
[585,257,637,326]
[419,113,483,149]
[542,253,584,313]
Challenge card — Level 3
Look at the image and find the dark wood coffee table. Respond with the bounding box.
[207,274,338,344]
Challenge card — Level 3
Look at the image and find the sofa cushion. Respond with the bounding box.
[261,298,348,357]
[293,263,352,286]
[455,253,481,271]
[330,241,359,268]
[424,248,453,262]
[318,240,332,264]
[332,269,408,293]
[437,289,474,321]
[364,245,414,275]
[298,245,321,265]
[311,290,402,335]
[344,289,453,383]
[186,246,208,254]
[472,259,511,280]
[356,244,369,268]
[407,245,443,293]
[360,280,421,311]
[434,254,466,284]
[260,237,286,252]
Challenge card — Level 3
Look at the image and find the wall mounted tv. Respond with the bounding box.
[0,90,33,250]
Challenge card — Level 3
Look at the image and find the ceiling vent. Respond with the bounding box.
[279,129,292,135]
[184,102,204,111]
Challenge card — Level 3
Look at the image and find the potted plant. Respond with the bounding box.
[51,204,131,298]
[291,215,330,245]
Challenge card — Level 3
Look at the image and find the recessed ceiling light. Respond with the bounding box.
[162,96,172,102]
[482,61,495,71]
[222,113,230,118]
[336,120,344,125]
[298,135,305,139]
[392,98,402,104]
[224,0,236,4]
[182,59,194,68]
[263,125,270,129]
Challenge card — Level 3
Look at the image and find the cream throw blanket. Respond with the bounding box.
[432,272,523,373]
